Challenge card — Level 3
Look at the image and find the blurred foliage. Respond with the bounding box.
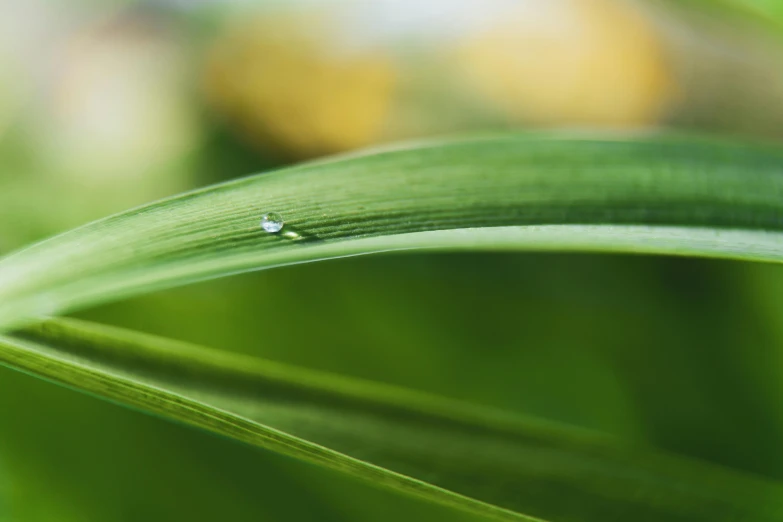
[5,250,783,520]
[3,0,783,521]
[732,0,783,22]
[73,252,783,479]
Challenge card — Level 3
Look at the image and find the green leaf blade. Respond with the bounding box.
[3,318,783,522]
[2,133,783,328]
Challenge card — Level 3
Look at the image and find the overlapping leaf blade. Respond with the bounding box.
[2,318,783,522]
[3,133,783,520]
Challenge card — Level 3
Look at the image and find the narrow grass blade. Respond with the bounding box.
[1,318,782,522]
[1,133,783,329]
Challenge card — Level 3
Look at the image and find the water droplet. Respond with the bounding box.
[260,212,284,233]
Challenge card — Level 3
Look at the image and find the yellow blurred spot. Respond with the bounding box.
[205,12,396,158]
[457,0,676,126]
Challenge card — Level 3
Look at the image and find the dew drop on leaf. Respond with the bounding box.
[260,212,285,233]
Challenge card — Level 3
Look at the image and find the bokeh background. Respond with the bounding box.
[3,0,783,520]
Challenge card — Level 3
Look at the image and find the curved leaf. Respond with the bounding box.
[1,133,783,329]
[2,318,783,522]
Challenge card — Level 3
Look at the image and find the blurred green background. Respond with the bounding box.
[3,0,783,520]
